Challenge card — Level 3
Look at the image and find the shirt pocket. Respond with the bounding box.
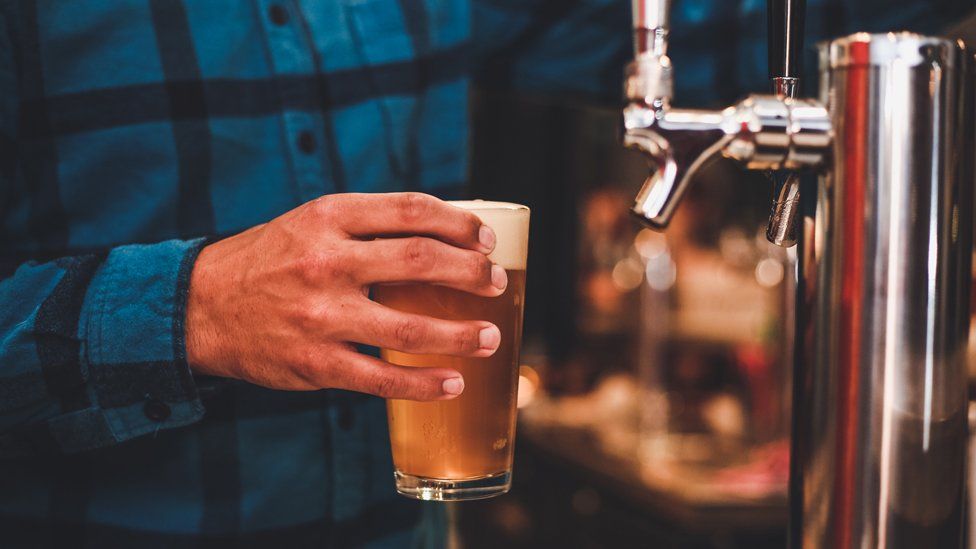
[342,0,418,187]
[342,0,468,189]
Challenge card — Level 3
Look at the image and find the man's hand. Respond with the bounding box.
[185,193,507,401]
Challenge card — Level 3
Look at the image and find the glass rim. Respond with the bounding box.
[448,199,529,212]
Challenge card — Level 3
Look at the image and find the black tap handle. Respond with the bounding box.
[767,0,806,81]
[764,0,806,248]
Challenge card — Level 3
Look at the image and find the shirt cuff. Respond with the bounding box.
[80,237,208,448]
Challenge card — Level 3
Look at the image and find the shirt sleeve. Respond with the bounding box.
[0,239,209,456]
[0,6,212,456]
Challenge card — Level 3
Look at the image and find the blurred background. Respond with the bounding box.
[456,89,790,549]
[448,3,976,547]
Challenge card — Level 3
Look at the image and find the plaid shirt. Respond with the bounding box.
[0,0,967,547]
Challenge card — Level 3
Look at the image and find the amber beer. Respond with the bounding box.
[374,201,529,500]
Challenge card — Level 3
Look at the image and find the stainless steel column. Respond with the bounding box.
[791,33,973,548]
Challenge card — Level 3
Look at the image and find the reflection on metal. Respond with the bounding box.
[625,0,830,230]
[764,0,806,247]
[772,76,799,98]
[793,34,972,548]
[624,4,974,547]
[624,94,830,229]
[765,171,801,247]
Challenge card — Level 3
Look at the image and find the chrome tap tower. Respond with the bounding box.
[625,1,973,547]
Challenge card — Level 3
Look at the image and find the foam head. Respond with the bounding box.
[450,200,530,270]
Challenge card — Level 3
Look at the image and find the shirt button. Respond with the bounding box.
[297,131,317,154]
[144,398,171,422]
[269,4,289,26]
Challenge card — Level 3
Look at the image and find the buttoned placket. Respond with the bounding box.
[253,0,370,522]
[253,0,334,201]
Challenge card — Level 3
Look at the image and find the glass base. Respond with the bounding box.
[394,470,511,501]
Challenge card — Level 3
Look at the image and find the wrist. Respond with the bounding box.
[185,243,223,376]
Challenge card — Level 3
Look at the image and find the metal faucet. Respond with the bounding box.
[625,0,830,230]
[624,1,974,548]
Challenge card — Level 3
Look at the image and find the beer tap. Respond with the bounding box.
[624,0,831,230]
[765,0,806,247]
[625,1,975,546]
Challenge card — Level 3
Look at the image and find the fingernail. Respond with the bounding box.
[442,377,464,396]
[479,225,496,252]
[479,325,501,351]
[491,265,507,291]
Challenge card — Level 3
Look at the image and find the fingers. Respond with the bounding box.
[320,193,494,253]
[342,300,501,358]
[350,237,507,296]
[327,350,466,401]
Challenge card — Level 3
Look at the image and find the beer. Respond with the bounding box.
[375,201,529,500]
[378,270,526,477]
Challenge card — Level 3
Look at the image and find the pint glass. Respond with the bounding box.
[374,201,529,501]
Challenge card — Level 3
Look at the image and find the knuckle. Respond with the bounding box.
[292,302,317,329]
[401,238,435,271]
[395,193,432,224]
[294,253,322,282]
[309,196,338,220]
[296,347,350,388]
[282,346,325,383]
[301,302,336,330]
[296,249,347,283]
[392,317,426,350]
[292,354,321,384]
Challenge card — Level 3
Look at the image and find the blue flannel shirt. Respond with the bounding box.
[0,0,967,547]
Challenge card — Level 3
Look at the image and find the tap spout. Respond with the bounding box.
[624,107,727,228]
[624,96,831,229]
